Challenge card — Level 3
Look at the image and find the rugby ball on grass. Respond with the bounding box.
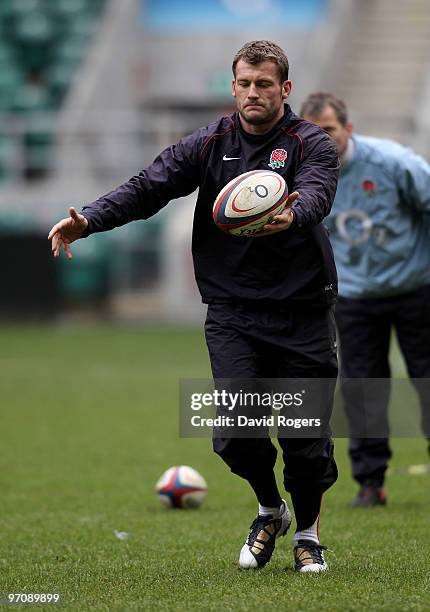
[213,170,288,237]
[156,465,207,509]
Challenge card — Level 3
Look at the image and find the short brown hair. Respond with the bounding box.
[232,40,289,83]
[300,92,348,126]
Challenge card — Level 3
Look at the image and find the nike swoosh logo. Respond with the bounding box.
[223,155,241,161]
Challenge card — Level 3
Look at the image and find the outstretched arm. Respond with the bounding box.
[252,130,339,237]
[48,130,203,259]
[284,130,340,228]
[48,207,88,260]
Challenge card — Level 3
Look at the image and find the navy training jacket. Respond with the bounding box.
[81,104,340,308]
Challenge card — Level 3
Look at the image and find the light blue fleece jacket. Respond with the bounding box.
[326,134,430,298]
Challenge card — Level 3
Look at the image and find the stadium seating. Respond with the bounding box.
[0,0,106,182]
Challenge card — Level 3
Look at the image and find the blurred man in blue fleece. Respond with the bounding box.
[301,92,430,507]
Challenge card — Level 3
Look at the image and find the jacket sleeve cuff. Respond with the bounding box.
[80,211,93,238]
[290,207,302,228]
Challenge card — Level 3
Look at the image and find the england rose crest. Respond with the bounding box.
[268,148,287,169]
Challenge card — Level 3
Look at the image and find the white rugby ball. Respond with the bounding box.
[155,465,207,509]
[213,170,288,237]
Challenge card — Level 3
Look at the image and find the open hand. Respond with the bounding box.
[48,207,88,260]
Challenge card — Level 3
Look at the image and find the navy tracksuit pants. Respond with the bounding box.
[204,301,338,500]
[335,285,430,486]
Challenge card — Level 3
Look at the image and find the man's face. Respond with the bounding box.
[304,105,352,156]
[232,59,291,127]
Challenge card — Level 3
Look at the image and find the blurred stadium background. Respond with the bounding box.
[2,3,430,608]
[2,0,430,323]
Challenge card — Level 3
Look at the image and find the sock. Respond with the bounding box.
[293,515,319,546]
[258,501,284,517]
[247,471,282,509]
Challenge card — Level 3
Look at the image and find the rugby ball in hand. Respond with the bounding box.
[155,465,207,509]
[213,170,288,237]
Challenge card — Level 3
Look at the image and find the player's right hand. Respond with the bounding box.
[48,206,88,260]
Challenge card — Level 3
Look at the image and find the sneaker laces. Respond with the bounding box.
[295,541,327,565]
[247,514,277,544]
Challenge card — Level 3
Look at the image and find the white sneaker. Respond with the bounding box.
[239,500,292,569]
[294,539,328,573]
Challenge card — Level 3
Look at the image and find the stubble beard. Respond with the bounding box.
[238,91,285,126]
[240,104,276,126]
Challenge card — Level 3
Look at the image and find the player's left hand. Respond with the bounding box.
[252,191,300,237]
[48,206,88,260]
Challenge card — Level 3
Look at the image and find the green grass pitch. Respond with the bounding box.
[0,325,429,611]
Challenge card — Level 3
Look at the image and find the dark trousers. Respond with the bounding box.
[335,285,430,486]
[204,302,338,498]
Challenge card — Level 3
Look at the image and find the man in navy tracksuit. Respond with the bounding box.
[49,41,340,572]
[301,91,430,507]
